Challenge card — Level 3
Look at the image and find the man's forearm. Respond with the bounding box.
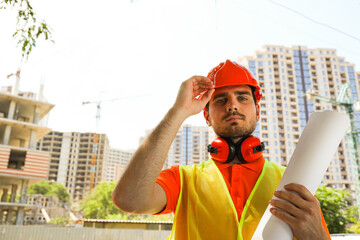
[112,75,214,214]
[112,107,187,213]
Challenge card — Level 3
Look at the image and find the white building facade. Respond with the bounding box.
[238,45,360,203]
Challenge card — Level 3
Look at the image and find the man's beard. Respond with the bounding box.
[214,122,256,139]
[212,112,257,139]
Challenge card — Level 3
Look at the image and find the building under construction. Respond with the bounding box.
[37,131,109,202]
[0,70,54,224]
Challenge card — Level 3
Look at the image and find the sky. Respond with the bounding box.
[1,0,360,151]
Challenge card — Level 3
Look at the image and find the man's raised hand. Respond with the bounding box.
[173,76,214,118]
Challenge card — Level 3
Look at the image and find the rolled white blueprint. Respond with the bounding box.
[252,110,350,240]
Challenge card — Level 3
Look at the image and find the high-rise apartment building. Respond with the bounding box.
[106,148,134,182]
[37,131,109,201]
[0,70,54,224]
[238,45,360,202]
[140,124,211,169]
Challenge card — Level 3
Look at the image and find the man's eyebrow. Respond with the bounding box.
[234,91,252,96]
[212,93,228,101]
[212,91,252,101]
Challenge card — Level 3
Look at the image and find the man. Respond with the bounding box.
[112,60,331,239]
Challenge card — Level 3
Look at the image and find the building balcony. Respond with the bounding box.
[0,92,54,125]
[0,118,52,149]
[0,145,49,179]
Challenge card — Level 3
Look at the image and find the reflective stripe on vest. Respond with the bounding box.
[167,158,285,240]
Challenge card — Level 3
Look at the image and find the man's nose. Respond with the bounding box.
[226,97,238,112]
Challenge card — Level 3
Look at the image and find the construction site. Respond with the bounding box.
[1,45,360,239]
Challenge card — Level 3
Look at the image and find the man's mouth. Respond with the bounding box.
[224,113,245,122]
[226,116,244,121]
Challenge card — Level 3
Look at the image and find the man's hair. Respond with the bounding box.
[205,85,257,112]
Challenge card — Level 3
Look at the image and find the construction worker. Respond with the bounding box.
[112,60,331,239]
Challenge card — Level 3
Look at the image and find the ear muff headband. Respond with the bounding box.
[208,136,265,163]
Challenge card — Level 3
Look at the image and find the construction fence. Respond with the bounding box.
[2,225,360,239]
[0,225,172,240]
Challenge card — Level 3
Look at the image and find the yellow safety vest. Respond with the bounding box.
[167,158,285,240]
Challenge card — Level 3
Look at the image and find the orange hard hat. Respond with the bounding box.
[205,60,262,104]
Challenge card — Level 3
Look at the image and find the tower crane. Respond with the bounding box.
[306,83,360,209]
[82,94,149,129]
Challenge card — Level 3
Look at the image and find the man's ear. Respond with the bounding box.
[256,104,260,122]
[204,108,212,126]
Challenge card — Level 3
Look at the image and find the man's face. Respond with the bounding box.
[204,85,260,141]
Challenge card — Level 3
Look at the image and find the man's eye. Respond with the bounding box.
[238,96,248,101]
[217,99,226,104]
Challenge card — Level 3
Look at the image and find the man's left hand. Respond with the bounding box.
[269,183,328,240]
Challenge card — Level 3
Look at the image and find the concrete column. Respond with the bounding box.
[0,207,3,224]
[0,189,8,224]
[15,207,24,225]
[5,185,18,225]
[2,125,12,145]
[16,180,28,225]
[29,130,37,149]
[33,106,41,124]
[6,208,13,224]
[10,185,17,202]
[19,180,28,204]
[37,83,44,101]
[8,101,16,120]
[11,69,21,95]
[1,188,8,202]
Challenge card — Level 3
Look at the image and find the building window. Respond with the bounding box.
[8,149,26,170]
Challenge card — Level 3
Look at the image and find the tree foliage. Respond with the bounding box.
[316,185,358,233]
[27,180,70,203]
[348,220,360,234]
[80,182,125,219]
[0,0,54,61]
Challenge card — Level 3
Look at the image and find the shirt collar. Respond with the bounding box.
[214,156,265,174]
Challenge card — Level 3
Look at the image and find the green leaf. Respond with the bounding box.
[4,0,54,61]
[316,185,356,234]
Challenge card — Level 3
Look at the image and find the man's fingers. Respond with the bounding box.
[193,83,212,94]
[192,75,213,85]
[269,199,302,218]
[173,75,214,116]
[269,207,296,224]
[273,189,309,210]
[199,88,215,103]
[189,76,214,102]
[193,85,213,93]
[284,183,315,202]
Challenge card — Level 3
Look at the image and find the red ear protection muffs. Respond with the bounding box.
[207,136,265,163]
